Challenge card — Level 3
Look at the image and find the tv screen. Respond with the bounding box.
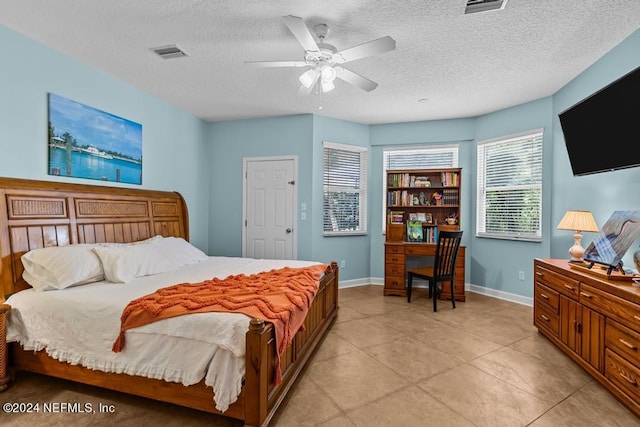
[559,65,640,176]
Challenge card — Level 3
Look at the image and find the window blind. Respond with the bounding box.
[323,141,368,235]
[476,130,543,241]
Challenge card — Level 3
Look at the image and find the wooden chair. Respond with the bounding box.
[406,230,463,312]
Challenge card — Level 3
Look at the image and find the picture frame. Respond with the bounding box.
[416,212,426,222]
[424,213,433,224]
[390,211,405,224]
[48,93,143,184]
[408,212,418,221]
[583,210,640,272]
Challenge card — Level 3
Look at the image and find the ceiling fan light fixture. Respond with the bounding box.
[321,79,335,93]
[299,68,320,88]
[321,65,337,83]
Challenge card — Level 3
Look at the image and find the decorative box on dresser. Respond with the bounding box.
[534,258,640,418]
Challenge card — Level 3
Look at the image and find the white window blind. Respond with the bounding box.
[476,129,543,241]
[382,145,458,230]
[323,141,368,236]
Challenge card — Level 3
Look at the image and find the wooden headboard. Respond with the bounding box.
[0,177,189,296]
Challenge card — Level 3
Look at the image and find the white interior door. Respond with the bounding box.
[244,157,297,260]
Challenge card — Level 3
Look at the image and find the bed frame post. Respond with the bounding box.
[0,302,10,391]
[245,317,269,427]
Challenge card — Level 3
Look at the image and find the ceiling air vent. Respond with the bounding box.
[150,45,188,59]
[464,0,508,14]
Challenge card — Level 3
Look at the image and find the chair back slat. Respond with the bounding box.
[434,231,463,279]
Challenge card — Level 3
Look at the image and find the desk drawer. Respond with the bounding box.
[535,283,559,314]
[385,263,404,276]
[605,349,640,402]
[534,266,579,299]
[386,254,404,265]
[385,275,405,290]
[385,245,404,255]
[607,319,640,366]
[406,245,435,256]
[580,283,640,334]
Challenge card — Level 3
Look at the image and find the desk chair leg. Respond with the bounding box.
[450,280,456,309]
[407,274,413,303]
[431,280,437,312]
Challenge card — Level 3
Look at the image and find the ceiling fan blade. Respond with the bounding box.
[298,84,315,96]
[334,36,396,63]
[335,66,378,92]
[282,15,319,53]
[244,60,308,68]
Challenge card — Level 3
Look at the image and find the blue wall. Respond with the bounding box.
[0,24,211,251]
[3,21,640,298]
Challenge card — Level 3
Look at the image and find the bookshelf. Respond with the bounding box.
[384,168,465,300]
[386,167,461,241]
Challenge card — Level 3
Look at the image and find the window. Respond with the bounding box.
[323,141,368,236]
[476,129,543,241]
[382,145,459,229]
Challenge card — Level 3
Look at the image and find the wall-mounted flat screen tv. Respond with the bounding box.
[558,65,640,176]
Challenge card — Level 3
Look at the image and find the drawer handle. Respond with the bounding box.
[564,284,575,291]
[580,291,592,298]
[540,293,549,300]
[634,315,640,322]
[535,272,543,277]
[540,314,550,322]
[619,339,638,351]
[619,372,638,386]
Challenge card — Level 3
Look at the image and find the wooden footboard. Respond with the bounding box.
[0,177,339,427]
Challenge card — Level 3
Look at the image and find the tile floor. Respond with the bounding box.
[2,285,639,426]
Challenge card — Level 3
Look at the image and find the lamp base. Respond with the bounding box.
[568,232,585,262]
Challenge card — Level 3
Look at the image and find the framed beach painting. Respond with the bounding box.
[47,93,142,184]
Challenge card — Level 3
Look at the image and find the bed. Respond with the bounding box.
[0,177,339,427]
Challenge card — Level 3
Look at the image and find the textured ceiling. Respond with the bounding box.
[1,1,639,124]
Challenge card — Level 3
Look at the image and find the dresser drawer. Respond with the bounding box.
[385,262,405,276]
[580,283,640,334]
[605,349,640,402]
[534,266,579,299]
[385,245,404,255]
[535,282,559,314]
[534,304,559,337]
[607,319,640,366]
[386,254,405,265]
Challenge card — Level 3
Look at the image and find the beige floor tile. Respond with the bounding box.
[413,322,502,362]
[418,363,553,426]
[469,346,591,403]
[334,304,368,324]
[316,415,357,427]
[340,295,408,317]
[330,317,406,349]
[338,287,375,303]
[312,331,360,362]
[454,305,537,346]
[346,385,475,427]
[364,335,464,382]
[529,381,639,427]
[372,306,445,335]
[268,374,342,426]
[306,350,408,412]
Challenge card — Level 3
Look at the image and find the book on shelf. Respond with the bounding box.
[407,220,423,242]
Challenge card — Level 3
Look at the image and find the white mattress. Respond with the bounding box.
[5,256,320,412]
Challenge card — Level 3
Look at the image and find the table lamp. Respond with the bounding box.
[557,210,599,262]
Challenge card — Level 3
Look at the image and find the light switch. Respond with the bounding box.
[301,212,307,220]
[301,202,307,211]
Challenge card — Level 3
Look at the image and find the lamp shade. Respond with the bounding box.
[557,210,599,232]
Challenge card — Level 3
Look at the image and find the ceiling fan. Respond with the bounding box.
[245,15,396,94]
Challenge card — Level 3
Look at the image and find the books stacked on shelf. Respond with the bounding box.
[423,226,439,243]
[389,211,404,224]
[413,176,431,187]
[441,171,459,187]
[388,173,432,188]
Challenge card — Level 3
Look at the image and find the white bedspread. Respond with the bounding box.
[5,256,320,412]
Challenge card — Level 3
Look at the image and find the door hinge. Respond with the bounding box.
[244,219,247,227]
[288,180,295,185]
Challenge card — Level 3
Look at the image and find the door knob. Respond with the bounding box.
[286,228,292,233]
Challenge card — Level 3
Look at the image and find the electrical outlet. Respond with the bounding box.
[300,212,306,220]
[340,260,346,268]
[518,270,525,281]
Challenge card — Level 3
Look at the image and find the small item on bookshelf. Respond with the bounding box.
[390,211,404,224]
[408,213,418,221]
[407,220,423,242]
[416,212,426,222]
[424,213,433,224]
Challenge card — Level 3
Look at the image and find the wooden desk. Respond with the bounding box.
[384,242,466,300]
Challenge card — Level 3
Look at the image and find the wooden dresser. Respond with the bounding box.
[384,242,465,301]
[534,258,640,418]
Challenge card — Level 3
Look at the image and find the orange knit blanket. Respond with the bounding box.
[112,263,328,384]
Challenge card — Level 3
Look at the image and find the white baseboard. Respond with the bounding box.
[341,277,533,307]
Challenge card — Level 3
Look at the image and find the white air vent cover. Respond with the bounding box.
[151,45,188,59]
[465,0,508,14]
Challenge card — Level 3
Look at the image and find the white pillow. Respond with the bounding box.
[92,243,177,283]
[21,244,105,291]
[152,237,208,267]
